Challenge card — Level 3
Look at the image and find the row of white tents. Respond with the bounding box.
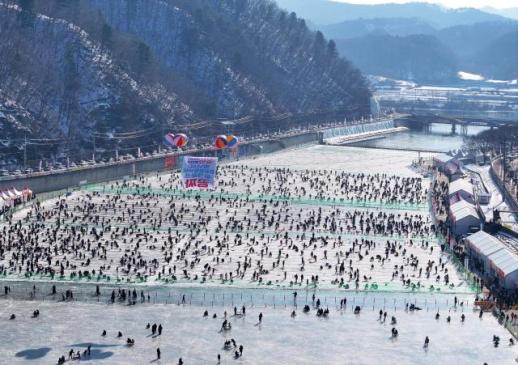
[448,178,481,236]
[465,230,518,289]
[0,188,33,210]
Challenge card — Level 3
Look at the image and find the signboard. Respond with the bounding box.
[164,155,176,170]
[181,156,218,189]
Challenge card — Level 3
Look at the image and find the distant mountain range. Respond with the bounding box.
[484,7,518,21]
[276,1,518,83]
[335,34,459,83]
[275,0,512,27]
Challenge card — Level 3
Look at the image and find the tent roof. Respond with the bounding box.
[452,207,479,222]
[466,231,505,257]
[450,199,475,213]
[434,154,454,164]
[449,179,474,196]
[488,249,518,277]
[451,200,479,222]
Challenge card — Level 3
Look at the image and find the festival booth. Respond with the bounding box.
[449,179,475,204]
[1,190,13,208]
[487,248,518,289]
[0,188,33,210]
[465,230,506,274]
[450,199,480,236]
[21,188,33,201]
[433,154,462,179]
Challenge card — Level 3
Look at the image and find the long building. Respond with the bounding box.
[465,230,518,289]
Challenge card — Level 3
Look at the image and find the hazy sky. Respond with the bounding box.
[332,0,515,9]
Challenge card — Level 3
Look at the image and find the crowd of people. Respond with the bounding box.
[0,165,461,291]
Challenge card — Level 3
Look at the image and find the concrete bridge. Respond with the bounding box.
[395,112,515,135]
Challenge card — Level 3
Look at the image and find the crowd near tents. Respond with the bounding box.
[465,230,518,289]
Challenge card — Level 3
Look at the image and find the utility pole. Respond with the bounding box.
[23,135,27,168]
[92,133,96,162]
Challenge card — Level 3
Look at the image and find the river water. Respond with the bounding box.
[350,123,489,152]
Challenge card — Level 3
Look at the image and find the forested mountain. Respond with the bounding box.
[471,31,518,80]
[328,20,518,83]
[276,0,517,83]
[318,18,436,39]
[0,0,370,160]
[435,21,518,61]
[336,34,459,83]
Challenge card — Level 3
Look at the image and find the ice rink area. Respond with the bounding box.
[0,145,514,364]
[0,299,516,365]
[0,145,464,292]
[233,145,431,177]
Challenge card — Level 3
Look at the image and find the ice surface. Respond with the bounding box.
[0,299,516,365]
[1,146,464,292]
[1,145,513,365]
[231,145,424,177]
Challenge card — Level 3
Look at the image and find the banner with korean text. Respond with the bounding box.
[181,156,218,189]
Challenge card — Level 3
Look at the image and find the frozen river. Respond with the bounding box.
[1,145,461,292]
[0,144,513,364]
[0,299,516,365]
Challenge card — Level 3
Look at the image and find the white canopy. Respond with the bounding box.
[466,230,505,258]
[450,200,479,222]
[449,179,473,197]
[488,249,518,279]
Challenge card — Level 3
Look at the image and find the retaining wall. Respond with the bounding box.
[0,132,320,193]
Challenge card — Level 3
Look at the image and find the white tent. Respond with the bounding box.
[449,179,474,204]
[433,154,454,165]
[488,248,518,289]
[1,191,12,206]
[466,231,504,258]
[450,200,479,235]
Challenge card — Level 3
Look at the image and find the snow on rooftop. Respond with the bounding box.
[488,248,518,277]
[466,231,505,257]
[449,179,473,196]
[433,153,454,164]
[457,71,484,81]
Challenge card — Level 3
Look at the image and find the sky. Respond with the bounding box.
[331,0,516,9]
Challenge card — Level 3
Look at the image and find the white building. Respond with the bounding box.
[449,179,475,204]
[450,199,480,236]
[465,230,518,289]
[487,249,518,289]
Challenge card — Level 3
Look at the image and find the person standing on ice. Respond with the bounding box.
[424,337,430,348]
[157,348,161,360]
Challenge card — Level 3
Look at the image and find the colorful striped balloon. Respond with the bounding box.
[172,133,188,148]
[164,133,176,146]
[226,135,238,148]
[214,135,228,149]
